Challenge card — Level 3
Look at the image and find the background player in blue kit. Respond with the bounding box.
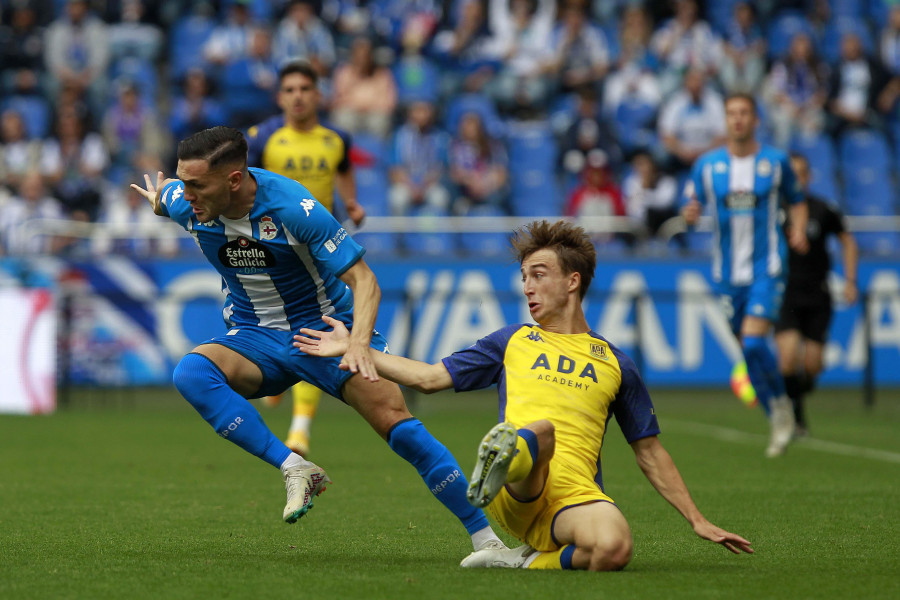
[682,93,809,458]
[295,220,753,571]
[130,127,504,557]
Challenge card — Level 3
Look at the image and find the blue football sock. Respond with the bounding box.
[173,353,292,468]
[387,418,489,535]
[743,335,785,416]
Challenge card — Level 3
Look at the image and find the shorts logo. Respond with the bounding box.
[590,343,609,360]
[259,216,278,240]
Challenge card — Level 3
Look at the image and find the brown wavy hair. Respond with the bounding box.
[511,220,596,298]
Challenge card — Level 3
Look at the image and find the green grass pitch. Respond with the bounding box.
[1,387,898,600]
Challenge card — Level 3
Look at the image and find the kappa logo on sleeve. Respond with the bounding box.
[301,198,316,216]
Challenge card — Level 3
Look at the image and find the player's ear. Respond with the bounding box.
[227,169,243,191]
[569,272,581,295]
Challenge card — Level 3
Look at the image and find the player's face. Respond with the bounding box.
[725,97,757,143]
[278,73,319,124]
[176,159,235,221]
[521,248,577,324]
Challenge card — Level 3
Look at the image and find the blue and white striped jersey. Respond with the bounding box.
[687,145,802,286]
[159,167,365,330]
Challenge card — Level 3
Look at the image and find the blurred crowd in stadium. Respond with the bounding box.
[1,0,899,258]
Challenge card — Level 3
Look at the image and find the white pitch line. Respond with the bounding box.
[664,419,900,465]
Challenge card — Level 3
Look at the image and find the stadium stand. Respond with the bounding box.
[0,0,896,259]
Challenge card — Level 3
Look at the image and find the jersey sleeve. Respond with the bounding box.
[335,128,352,174]
[278,183,365,277]
[157,180,193,229]
[685,158,705,207]
[441,324,522,392]
[246,124,265,168]
[824,202,848,236]
[610,346,661,443]
[780,153,803,205]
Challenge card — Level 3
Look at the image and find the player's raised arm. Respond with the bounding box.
[294,316,454,393]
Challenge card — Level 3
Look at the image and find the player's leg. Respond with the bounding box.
[172,343,328,523]
[742,315,795,456]
[341,374,501,549]
[537,501,633,571]
[775,327,807,428]
[467,419,554,508]
[286,381,320,456]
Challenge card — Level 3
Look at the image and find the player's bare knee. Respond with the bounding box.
[522,419,555,462]
[587,535,633,572]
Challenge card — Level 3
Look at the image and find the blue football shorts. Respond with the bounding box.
[716,276,786,335]
[198,311,389,400]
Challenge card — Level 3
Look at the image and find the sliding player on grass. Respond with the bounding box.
[130,126,504,557]
[295,220,753,570]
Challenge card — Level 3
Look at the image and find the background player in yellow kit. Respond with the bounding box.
[294,220,753,571]
[247,60,365,455]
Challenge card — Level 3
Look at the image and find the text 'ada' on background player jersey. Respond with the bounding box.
[687,144,803,287]
[158,168,364,330]
[246,116,351,213]
[442,324,660,492]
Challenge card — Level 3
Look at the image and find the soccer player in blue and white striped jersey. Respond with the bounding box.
[131,127,504,554]
[683,93,809,457]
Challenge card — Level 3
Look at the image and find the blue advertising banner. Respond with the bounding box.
[21,256,899,388]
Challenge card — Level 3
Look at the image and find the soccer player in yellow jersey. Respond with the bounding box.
[294,220,753,571]
[247,60,366,456]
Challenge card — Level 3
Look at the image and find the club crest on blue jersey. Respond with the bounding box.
[218,237,277,269]
[259,216,278,240]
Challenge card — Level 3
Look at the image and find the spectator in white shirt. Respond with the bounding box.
[658,69,726,172]
[622,151,680,244]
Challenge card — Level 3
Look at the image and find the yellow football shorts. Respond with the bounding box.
[487,462,615,552]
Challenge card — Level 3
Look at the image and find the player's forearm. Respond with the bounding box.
[368,351,453,393]
[634,438,704,527]
[790,201,809,235]
[335,170,357,209]
[347,273,379,347]
[840,232,859,283]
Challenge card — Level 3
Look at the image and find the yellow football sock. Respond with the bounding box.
[507,434,534,482]
[526,545,576,570]
[291,381,321,419]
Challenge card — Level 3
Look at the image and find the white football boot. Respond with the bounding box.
[460,542,536,568]
[283,462,331,523]
[766,396,796,458]
[467,422,518,508]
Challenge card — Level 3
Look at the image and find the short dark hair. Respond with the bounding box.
[177,126,248,170]
[278,59,318,86]
[511,220,596,299]
[724,92,758,115]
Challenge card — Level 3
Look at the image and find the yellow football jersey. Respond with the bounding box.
[247,116,351,213]
[442,324,660,491]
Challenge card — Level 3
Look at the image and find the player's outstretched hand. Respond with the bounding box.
[294,315,350,357]
[130,171,177,216]
[693,520,754,555]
